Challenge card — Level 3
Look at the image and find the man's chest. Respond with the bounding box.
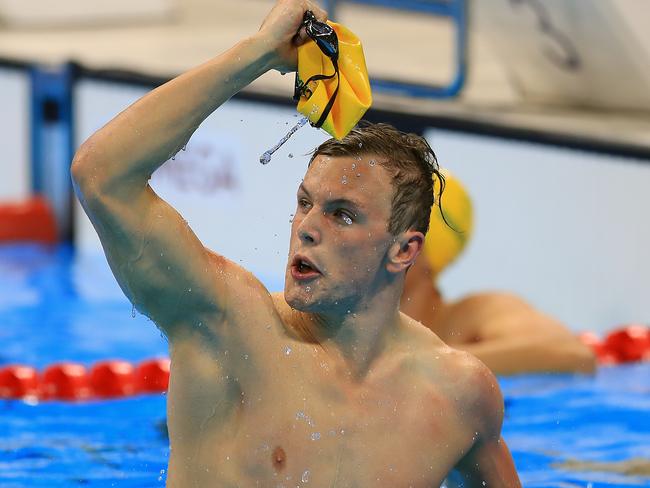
[225,365,474,486]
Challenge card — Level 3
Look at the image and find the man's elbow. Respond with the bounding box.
[70,145,99,196]
[71,143,121,205]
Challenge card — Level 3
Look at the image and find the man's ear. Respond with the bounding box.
[386,230,424,274]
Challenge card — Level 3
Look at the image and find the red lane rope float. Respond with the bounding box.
[0,358,169,402]
[0,196,57,244]
[579,324,650,365]
[2,325,648,402]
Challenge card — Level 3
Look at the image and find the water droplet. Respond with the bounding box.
[243,354,249,360]
[341,175,348,185]
[310,432,321,441]
[288,153,294,158]
[259,117,309,165]
[131,305,136,318]
[305,286,311,292]
[351,163,356,170]
[342,215,353,225]
[171,156,176,161]
[301,470,310,483]
[356,173,361,178]
[284,346,292,356]
[369,159,376,166]
[358,142,363,148]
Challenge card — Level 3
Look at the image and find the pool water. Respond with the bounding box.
[1,244,649,487]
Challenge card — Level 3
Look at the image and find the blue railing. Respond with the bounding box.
[322,0,467,98]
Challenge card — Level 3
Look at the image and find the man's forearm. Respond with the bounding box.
[71,34,274,195]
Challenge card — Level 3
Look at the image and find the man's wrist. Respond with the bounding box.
[243,33,280,75]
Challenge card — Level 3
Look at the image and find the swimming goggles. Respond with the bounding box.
[293,10,340,129]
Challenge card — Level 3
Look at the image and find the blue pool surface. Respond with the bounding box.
[1,244,649,487]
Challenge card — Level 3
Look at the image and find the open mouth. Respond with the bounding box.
[291,256,321,280]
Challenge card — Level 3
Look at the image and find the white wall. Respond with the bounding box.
[426,129,650,333]
[73,79,329,295]
[0,66,30,201]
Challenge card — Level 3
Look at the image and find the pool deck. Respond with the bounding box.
[0,0,649,156]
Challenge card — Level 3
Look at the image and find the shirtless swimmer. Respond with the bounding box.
[71,0,521,485]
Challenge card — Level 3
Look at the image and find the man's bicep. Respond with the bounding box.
[84,185,227,332]
[453,436,521,488]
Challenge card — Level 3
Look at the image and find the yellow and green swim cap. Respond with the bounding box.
[422,170,474,275]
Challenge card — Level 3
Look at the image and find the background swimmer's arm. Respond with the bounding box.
[71,0,325,336]
[459,332,596,375]
[453,297,596,374]
[447,293,596,375]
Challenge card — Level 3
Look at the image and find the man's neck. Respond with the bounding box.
[301,289,404,381]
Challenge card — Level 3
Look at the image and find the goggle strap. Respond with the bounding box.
[314,63,339,129]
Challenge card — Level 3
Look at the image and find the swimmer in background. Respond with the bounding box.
[71,0,521,485]
[401,172,596,376]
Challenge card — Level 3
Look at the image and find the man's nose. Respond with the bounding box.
[298,211,321,245]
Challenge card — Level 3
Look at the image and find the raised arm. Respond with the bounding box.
[71,0,325,336]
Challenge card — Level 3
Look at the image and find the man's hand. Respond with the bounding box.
[257,0,328,73]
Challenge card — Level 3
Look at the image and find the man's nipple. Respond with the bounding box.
[272,446,287,471]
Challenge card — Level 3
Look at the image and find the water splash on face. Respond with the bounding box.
[259,117,309,165]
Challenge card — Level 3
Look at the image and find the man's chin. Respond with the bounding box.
[284,290,314,312]
[284,286,328,313]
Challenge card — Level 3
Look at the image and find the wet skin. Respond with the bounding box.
[162,156,515,486]
[70,1,519,484]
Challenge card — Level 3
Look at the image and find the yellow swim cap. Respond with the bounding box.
[422,170,473,275]
[295,19,372,140]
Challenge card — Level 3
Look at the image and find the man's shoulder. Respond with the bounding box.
[442,350,505,437]
[405,342,504,431]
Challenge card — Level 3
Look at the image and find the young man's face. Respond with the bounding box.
[284,154,396,314]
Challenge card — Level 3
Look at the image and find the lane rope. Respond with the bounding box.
[1,325,648,402]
